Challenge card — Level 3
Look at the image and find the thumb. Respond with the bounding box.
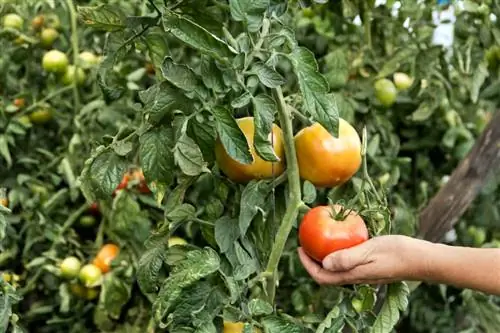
[322,241,374,272]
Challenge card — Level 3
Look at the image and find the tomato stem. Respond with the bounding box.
[264,87,303,302]
[64,0,81,111]
[362,3,373,50]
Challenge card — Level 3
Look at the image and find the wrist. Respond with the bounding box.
[399,236,436,281]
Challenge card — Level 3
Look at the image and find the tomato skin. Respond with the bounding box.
[3,14,23,30]
[223,322,260,333]
[61,65,86,85]
[215,117,286,183]
[31,15,45,31]
[60,256,82,279]
[69,283,100,300]
[79,215,97,228]
[40,28,59,48]
[294,119,361,188]
[393,72,414,91]
[0,198,8,207]
[29,108,53,124]
[42,49,69,73]
[168,236,187,247]
[299,205,369,262]
[132,169,151,193]
[88,202,100,216]
[79,264,102,287]
[92,244,120,273]
[79,51,99,67]
[374,78,397,107]
[14,98,25,108]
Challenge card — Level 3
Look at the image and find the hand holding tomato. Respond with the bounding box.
[298,235,427,285]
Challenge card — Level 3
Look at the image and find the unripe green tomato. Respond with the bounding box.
[40,28,59,48]
[42,49,69,73]
[60,256,82,279]
[29,108,53,124]
[69,283,100,300]
[3,14,24,30]
[79,264,102,287]
[168,236,188,247]
[79,215,97,228]
[31,15,45,31]
[45,14,61,30]
[393,72,414,91]
[374,78,397,107]
[18,115,31,126]
[467,226,487,246]
[61,65,86,85]
[351,298,363,313]
[78,51,99,67]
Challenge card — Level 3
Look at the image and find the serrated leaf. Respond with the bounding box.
[140,125,175,186]
[302,181,317,204]
[262,315,307,333]
[139,82,191,123]
[98,273,132,320]
[215,216,240,253]
[161,57,204,93]
[144,29,169,71]
[324,48,349,90]
[166,203,196,223]
[316,306,344,333]
[471,60,489,103]
[78,5,126,31]
[0,135,12,169]
[163,11,234,63]
[252,63,286,88]
[229,0,270,32]
[153,247,220,325]
[174,133,209,176]
[232,92,252,108]
[410,99,436,122]
[212,106,253,165]
[233,241,258,280]
[110,192,152,245]
[372,282,410,333]
[79,148,128,201]
[239,180,271,236]
[252,95,279,162]
[289,47,339,136]
[137,240,167,294]
[248,299,273,316]
[200,57,226,93]
[189,117,217,163]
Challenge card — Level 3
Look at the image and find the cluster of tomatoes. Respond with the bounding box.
[374,72,414,108]
[2,12,100,125]
[59,244,119,300]
[215,116,369,263]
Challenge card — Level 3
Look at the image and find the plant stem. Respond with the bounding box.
[65,0,81,111]
[265,87,302,302]
[363,3,373,50]
[23,86,73,113]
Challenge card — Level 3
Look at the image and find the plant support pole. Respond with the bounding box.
[265,87,303,302]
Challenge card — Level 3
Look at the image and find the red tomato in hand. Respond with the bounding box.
[299,205,369,262]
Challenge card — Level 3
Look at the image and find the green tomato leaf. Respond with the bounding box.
[252,62,286,88]
[144,28,169,70]
[252,94,279,162]
[372,282,410,333]
[174,133,210,176]
[0,135,12,169]
[166,203,196,223]
[161,57,207,96]
[376,47,417,79]
[324,48,349,90]
[137,237,168,295]
[215,216,240,253]
[200,56,226,93]
[139,125,175,186]
[110,192,152,246]
[229,0,270,32]
[239,180,271,236]
[188,117,217,164]
[248,299,273,316]
[233,240,258,280]
[163,10,234,63]
[98,272,132,320]
[316,306,345,333]
[261,315,307,333]
[153,247,220,325]
[289,47,339,136]
[139,82,192,123]
[471,60,489,103]
[232,92,252,108]
[212,106,253,165]
[78,5,126,31]
[79,148,128,201]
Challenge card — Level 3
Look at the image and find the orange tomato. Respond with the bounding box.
[13,98,25,108]
[223,322,260,333]
[92,244,119,273]
[215,117,285,183]
[294,118,361,188]
[299,204,369,262]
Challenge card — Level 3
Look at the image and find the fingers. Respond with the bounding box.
[322,240,375,272]
[298,248,360,285]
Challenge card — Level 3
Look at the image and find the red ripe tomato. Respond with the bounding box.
[298,204,369,262]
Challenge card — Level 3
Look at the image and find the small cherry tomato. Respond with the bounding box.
[40,28,59,48]
[61,65,86,85]
[60,256,82,279]
[29,108,53,124]
[393,72,414,91]
[79,264,102,287]
[13,98,25,108]
[223,322,261,333]
[45,14,61,30]
[374,78,397,107]
[294,119,361,188]
[131,169,150,194]
[215,117,286,183]
[79,51,100,67]
[0,198,8,208]
[42,49,69,73]
[69,283,100,300]
[31,15,45,31]
[79,215,97,228]
[3,14,23,30]
[92,244,120,273]
[17,115,31,126]
[168,236,187,247]
[299,204,369,262]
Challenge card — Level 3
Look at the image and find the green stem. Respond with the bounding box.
[362,4,373,50]
[23,86,73,113]
[65,0,81,110]
[264,87,302,302]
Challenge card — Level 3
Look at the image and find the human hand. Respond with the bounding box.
[298,235,429,285]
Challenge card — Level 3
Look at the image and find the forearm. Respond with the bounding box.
[414,240,500,295]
